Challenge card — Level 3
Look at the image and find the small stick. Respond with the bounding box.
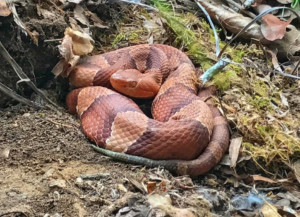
[0,82,43,109]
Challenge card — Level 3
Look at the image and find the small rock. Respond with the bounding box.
[49,179,66,188]
[118,184,128,193]
[43,213,62,217]
[2,148,10,158]
[76,177,83,184]
[276,198,290,207]
[11,123,18,127]
[23,113,30,117]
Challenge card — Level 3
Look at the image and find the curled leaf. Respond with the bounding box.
[261,14,292,41]
[52,28,94,77]
[52,35,80,77]
[65,27,94,56]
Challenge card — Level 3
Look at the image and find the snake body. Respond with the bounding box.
[66,44,229,177]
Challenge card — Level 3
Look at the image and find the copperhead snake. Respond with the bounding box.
[66,44,230,177]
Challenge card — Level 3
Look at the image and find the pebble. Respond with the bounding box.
[49,179,66,188]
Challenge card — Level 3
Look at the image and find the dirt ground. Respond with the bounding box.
[1,103,299,217]
[0,104,228,217]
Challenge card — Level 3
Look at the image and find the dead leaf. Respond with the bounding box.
[74,4,89,26]
[274,25,300,57]
[198,0,300,57]
[86,10,109,28]
[279,92,289,107]
[65,27,94,56]
[229,137,243,168]
[261,14,292,41]
[266,49,284,73]
[52,27,94,77]
[159,180,167,192]
[147,182,156,194]
[128,178,147,193]
[36,5,56,19]
[147,194,196,217]
[0,0,11,16]
[260,203,282,217]
[198,0,263,40]
[52,34,80,77]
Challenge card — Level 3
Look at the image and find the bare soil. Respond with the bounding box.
[0,104,224,217]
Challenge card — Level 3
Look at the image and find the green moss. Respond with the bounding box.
[152,0,215,68]
[250,96,272,110]
[254,80,269,97]
[212,70,237,91]
[112,33,126,47]
[128,29,145,41]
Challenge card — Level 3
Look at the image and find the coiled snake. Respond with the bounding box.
[66,44,229,177]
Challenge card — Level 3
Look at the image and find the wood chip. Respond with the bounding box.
[229,137,243,168]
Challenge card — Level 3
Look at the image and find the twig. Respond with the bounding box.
[0,82,43,109]
[200,58,230,82]
[0,41,60,110]
[290,58,300,77]
[194,0,220,56]
[45,117,79,129]
[44,38,63,42]
[98,192,134,216]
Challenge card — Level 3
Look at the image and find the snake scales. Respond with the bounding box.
[66,44,229,177]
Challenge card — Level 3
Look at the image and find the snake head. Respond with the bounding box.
[110,69,161,98]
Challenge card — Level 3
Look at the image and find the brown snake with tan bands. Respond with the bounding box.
[66,44,230,177]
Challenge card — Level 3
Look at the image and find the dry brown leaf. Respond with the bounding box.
[74,4,89,26]
[147,194,196,217]
[261,14,292,41]
[36,4,56,19]
[229,137,243,168]
[52,27,94,77]
[147,182,156,194]
[260,203,282,217]
[272,25,300,57]
[198,0,263,40]
[266,49,284,73]
[0,0,11,17]
[52,35,80,77]
[65,27,94,56]
[86,10,109,29]
[128,178,147,193]
[199,0,300,57]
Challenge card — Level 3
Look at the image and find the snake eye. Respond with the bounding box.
[129,81,137,88]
